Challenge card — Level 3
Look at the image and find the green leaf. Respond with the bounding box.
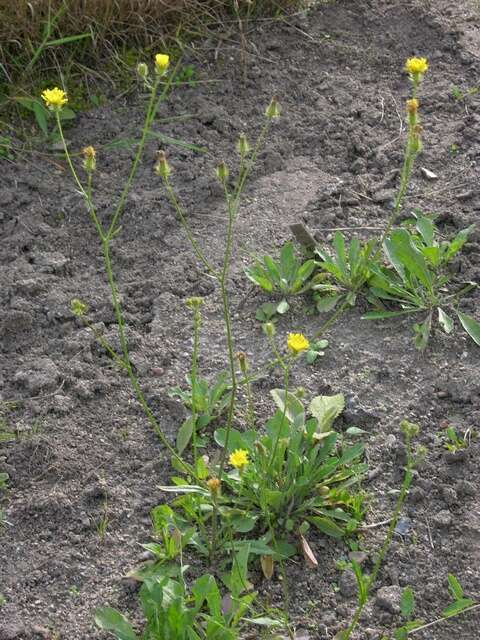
[442,598,475,618]
[270,389,305,428]
[176,416,194,455]
[384,229,433,289]
[316,294,342,313]
[308,516,344,538]
[94,608,138,640]
[415,215,435,246]
[456,310,480,346]
[309,394,345,432]
[333,232,347,275]
[32,101,48,135]
[58,106,76,121]
[362,309,414,320]
[438,308,454,334]
[413,314,432,350]
[158,484,210,497]
[339,443,364,465]
[447,574,464,600]
[230,514,257,533]
[243,616,282,627]
[400,586,415,618]
[246,270,273,292]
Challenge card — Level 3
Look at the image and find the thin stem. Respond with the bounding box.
[190,307,201,466]
[56,105,194,477]
[106,71,174,239]
[407,603,480,636]
[162,177,217,275]
[342,437,415,639]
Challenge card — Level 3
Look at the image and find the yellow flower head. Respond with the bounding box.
[405,57,428,77]
[155,53,170,74]
[41,87,68,110]
[287,333,310,354]
[229,449,249,469]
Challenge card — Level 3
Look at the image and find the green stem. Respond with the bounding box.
[342,437,415,639]
[407,603,480,636]
[56,104,193,477]
[106,69,176,240]
[190,307,201,466]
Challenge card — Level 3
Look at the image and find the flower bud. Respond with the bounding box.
[71,298,87,317]
[185,297,204,310]
[236,351,248,374]
[262,322,276,337]
[265,96,281,119]
[137,62,149,80]
[215,160,229,183]
[400,419,420,439]
[236,133,251,156]
[206,477,221,495]
[155,150,171,178]
[82,146,96,173]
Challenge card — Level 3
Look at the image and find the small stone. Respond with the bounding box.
[456,479,475,497]
[375,585,402,613]
[456,191,473,201]
[432,509,452,528]
[410,487,425,503]
[372,188,395,205]
[441,486,457,506]
[338,569,358,598]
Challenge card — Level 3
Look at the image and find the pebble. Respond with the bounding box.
[375,585,402,613]
[410,487,426,503]
[441,486,457,506]
[338,569,358,598]
[348,551,368,565]
[432,509,452,528]
[456,479,475,497]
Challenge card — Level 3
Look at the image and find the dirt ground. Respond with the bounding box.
[1,0,479,638]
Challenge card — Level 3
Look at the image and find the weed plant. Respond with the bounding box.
[42,52,479,639]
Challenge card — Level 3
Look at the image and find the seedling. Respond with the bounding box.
[363,220,479,349]
[245,242,316,303]
[314,232,378,313]
[442,425,474,453]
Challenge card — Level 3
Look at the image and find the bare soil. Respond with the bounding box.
[1,0,479,638]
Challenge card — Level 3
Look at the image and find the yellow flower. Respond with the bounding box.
[155,53,170,74]
[41,87,68,110]
[405,57,428,76]
[229,449,249,469]
[287,333,310,354]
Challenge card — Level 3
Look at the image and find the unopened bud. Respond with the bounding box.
[236,133,251,156]
[236,351,248,374]
[71,298,87,317]
[155,150,171,178]
[401,419,420,439]
[262,322,276,338]
[137,62,149,79]
[185,296,203,310]
[216,160,229,183]
[207,477,221,495]
[265,96,281,119]
[82,146,96,173]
